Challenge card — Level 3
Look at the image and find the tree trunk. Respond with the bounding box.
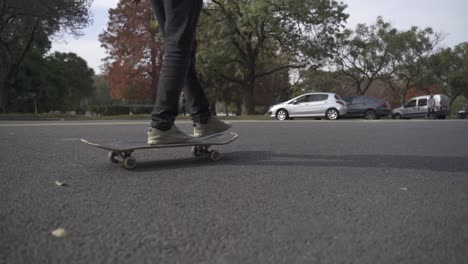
[355,80,363,95]
[449,94,460,112]
[0,80,8,113]
[34,96,38,114]
[225,101,229,116]
[210,102,217,116]
[241,85,255,115]
[235,100,241,116]
[362,80,374,95]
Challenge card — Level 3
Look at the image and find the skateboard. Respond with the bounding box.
[80,132,238,170]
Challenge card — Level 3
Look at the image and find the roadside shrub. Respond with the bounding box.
[89,105,153,116]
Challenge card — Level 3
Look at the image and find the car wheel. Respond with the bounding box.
[393,113,402,120]
[326,108,339,120]
[276,109,289,121]
[364,109,377,120]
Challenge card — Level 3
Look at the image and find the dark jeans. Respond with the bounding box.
[150,0,211,131]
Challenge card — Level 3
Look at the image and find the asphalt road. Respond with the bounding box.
[1,119,467,264]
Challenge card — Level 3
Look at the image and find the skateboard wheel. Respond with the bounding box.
[123,156,137,170]
[108,151,119,163]
[209,150,221,161]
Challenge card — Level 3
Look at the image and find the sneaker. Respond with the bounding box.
[193,116,232,138]
[147,125,197,145]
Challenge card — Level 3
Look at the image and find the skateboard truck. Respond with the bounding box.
[191,145,221,161]
[107,151,137,169]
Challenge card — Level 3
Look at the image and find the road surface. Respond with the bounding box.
[1,119,467,264]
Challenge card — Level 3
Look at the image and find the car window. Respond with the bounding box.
[405,100,416,108]
[418,99,428,106]
[310,94,329,102]
[353,97,364,104]
[335,95,343,101]
[366,97,379,104]
[295,95,311,104]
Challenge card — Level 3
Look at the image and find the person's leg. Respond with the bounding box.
[182,41,232,137]
[183,42,211,123]
[150,0,203,131]
[149,0,231,141]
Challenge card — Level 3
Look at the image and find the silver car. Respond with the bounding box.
[392,94,450,119]
[267,92,347,120]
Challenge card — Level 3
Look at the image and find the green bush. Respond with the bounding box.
[90,105,153,116]
[255,106,270,115]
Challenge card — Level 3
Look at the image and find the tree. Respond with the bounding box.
[334,17,397,95]
[198,0,348,115]
[297,69,355,97]
[429,43,468,109]
[0,0,92,113]
[9,51,94,113]
[8,40,50,113]
[90,75,112,105]
[43,52,95,112]
[384,27,441,104]
[99,0,163,103]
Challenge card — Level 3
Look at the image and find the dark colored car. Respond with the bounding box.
[343,96,391,120]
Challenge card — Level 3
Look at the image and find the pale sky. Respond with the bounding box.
[51,0,468,74]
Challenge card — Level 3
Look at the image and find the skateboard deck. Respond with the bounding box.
[81,132,238,170]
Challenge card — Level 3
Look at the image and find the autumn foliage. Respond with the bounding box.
[99,0,163,102]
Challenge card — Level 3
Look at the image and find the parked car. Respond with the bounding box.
[391,94,450,119]
[267,93,347,120]
[343,96,391,119]
[458,105,468,119]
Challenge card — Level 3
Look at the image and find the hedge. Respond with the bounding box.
[89,105,153,116]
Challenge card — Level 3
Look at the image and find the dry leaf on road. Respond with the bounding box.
[51,228,67,238]
[55,181,67,187]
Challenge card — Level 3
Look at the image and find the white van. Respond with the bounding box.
[391,94,450,119]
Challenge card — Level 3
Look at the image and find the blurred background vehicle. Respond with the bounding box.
[458,105,467,119]
[343,96,391,120]
[266,93,347,120]
[391,94,450,119]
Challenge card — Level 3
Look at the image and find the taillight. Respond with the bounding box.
[337,100,345,106]
[379,101,390,108]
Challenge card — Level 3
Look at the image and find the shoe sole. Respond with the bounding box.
[147,139,198,145]
[194,126,232,138]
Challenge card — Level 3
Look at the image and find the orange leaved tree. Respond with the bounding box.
[99,0,163,103]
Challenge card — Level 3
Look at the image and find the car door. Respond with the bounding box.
[402,99,417,118]
[346,97,364,116]
[289,95,311,116]
[308,94,330,115]
[416,98,428,118]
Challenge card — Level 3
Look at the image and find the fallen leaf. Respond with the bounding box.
[51,228,67,238]
[55,181,67,187]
